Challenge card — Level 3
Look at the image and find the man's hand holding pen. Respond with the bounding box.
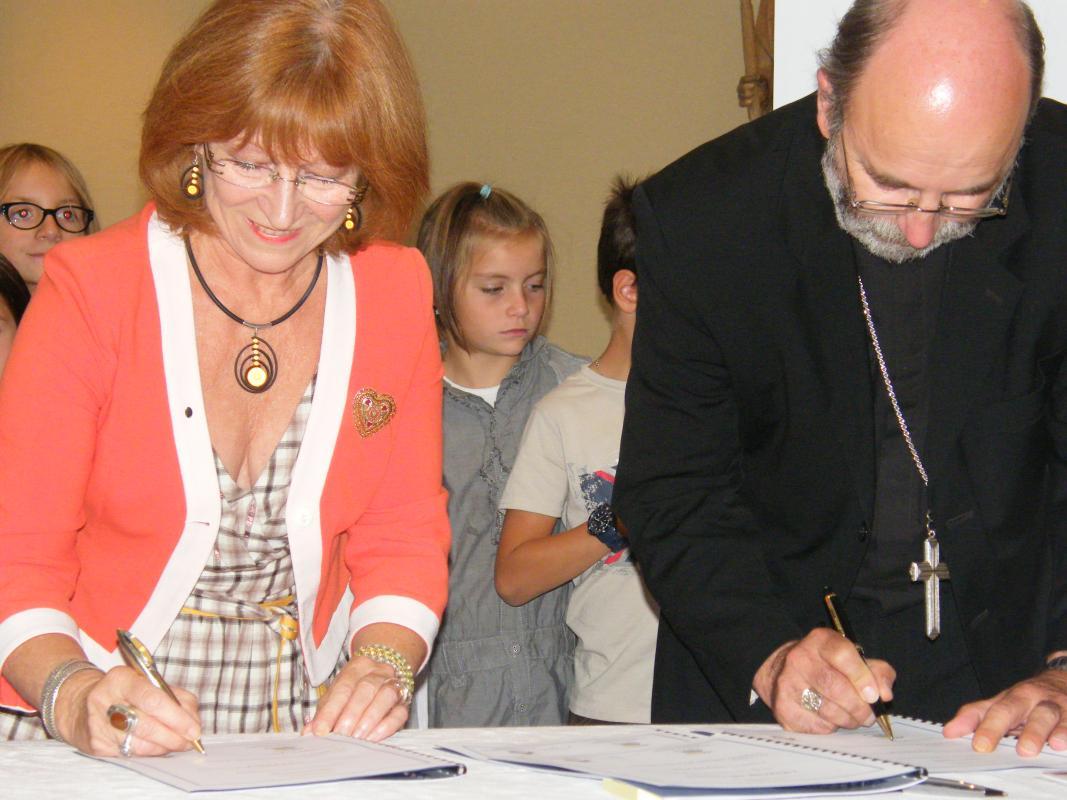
[752,627,896,735]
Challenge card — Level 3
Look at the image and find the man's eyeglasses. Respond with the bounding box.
[1,202,95,234]
[840,135,1011,221]
[204,146,365,207]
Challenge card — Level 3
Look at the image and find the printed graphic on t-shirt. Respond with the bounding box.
[577,464,628,565]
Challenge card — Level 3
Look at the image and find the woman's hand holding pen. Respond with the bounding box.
[752,627,896,734]
[55,665,201,756]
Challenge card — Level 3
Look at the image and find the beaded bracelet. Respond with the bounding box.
[40,659,103,742]
[354,644,414,706]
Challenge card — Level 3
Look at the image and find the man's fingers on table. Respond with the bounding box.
[1014,701,1064,757]
[970,675,1067,753]
[969,696,1026,752]
[1047,722,1067,751]
[943,702,991,739]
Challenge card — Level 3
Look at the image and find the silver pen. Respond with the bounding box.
[910,776,1006,796]
[117,629,206,753]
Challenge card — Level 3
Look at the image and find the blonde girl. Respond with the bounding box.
[417,182,583,727]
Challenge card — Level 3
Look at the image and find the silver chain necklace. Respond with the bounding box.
[857,275,950,640]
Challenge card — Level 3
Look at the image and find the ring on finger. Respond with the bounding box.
[119,729,135,758]
[382,676,413,707]
[800,687,824,714]
[107,704,139,757]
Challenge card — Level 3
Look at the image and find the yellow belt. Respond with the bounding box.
[180,595,304,732]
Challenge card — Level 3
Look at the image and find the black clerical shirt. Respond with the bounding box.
[851,241,948,613]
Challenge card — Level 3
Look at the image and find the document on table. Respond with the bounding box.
[86,733,465,792]
[444,727,924,797]
[720,716,1067,774]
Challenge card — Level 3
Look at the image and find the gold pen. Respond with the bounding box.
[822,590,895,740]
[117,629,206,753]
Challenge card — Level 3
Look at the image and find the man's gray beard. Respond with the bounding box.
[820,135,977,263]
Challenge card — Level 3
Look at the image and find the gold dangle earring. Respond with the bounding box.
[181,153,202,199]
[343,183,369,232]
[343,203,363,231]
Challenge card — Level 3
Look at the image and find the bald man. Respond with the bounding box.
[615,0,1067,756]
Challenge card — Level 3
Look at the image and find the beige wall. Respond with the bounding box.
[386,1,748,353]
[0,0,747,353]
[0,1,208,226]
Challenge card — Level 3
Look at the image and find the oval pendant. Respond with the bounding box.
[235,335,277,393]
[245,363,270,390]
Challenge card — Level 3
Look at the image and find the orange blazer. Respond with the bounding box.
[0,206,449,710]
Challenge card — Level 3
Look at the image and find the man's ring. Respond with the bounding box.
[107,704,138,757]
[800,687,824,714]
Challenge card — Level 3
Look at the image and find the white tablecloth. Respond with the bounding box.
[2,726,1065,799]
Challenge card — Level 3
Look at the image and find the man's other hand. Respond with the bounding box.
[944,670,1067,756]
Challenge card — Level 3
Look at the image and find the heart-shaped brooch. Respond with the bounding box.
[352,388,396,438]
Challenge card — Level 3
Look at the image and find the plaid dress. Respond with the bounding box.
[154,376,347,733]
[2,377,346,740]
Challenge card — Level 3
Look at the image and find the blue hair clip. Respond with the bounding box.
[479,184,493,200]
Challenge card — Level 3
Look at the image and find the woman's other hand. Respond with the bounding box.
[306,624,424,742]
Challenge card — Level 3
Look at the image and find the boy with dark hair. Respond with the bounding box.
[495,176,659,724]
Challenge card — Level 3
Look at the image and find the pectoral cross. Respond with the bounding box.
[909,515,950,640]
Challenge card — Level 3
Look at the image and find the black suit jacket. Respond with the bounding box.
[614,94,1067,723]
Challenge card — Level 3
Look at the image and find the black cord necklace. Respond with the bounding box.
[184,237,323,393]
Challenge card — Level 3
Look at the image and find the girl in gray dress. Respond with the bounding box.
[417,183,583,727]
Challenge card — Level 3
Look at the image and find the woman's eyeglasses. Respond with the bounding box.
[204,146,364,207]
[1,202,95,234]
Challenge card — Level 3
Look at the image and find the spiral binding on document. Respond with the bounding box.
[599,726,927,799]
[714,728,923,773]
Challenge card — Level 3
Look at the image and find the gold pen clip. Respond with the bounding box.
[117,630,161,686]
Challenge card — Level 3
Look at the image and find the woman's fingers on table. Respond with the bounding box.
[308,660,409,739]
[364,697,410,742]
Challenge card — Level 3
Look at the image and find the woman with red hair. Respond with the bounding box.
[0,0,448,755]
